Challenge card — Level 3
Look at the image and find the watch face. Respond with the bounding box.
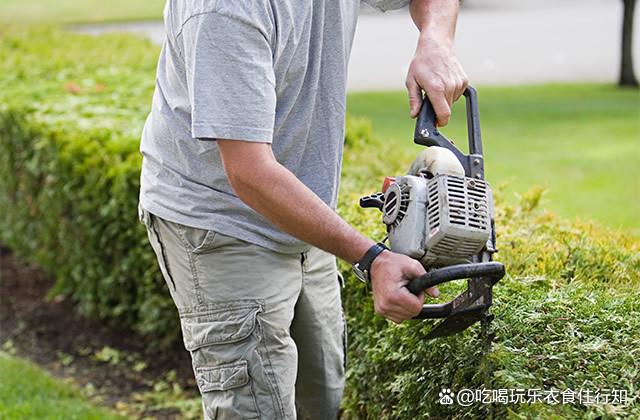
[352,264,368,283]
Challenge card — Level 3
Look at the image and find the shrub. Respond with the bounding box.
[340,185,639,418]
[1,27,638,418]
[0,26,179,341]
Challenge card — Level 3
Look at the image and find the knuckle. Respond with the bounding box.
[427,80,445,92]
[374,303,382,315]
[376,302,389,315]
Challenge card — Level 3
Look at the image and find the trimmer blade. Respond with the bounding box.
[425,307,485,339]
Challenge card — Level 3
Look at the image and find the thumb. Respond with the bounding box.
[406,76,423,118]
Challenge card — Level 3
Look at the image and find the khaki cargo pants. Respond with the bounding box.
[140,208,346,419]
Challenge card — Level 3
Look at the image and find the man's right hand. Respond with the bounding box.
[370,250,440,323]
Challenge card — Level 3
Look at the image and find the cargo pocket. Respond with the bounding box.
[181,302,263,419]
[195,361,258,419]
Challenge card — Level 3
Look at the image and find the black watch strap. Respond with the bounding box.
[357,242,389,273]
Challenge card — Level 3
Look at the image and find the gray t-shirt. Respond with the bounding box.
[140,0,408,253]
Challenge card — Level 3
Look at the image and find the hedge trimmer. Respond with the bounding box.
[359,86,505,339]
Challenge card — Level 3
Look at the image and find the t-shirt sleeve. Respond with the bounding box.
[179,12,276,143]
[362,0,410,12]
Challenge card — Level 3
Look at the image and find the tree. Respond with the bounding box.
[619,0,639,87]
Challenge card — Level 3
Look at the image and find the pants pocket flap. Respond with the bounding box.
[182,304,261,351]
[196,360,250,393]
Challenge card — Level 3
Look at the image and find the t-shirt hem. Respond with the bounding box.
[192,122,273,143]
[139,198,309,255]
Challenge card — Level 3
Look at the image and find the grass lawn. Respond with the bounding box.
[347,84,640,233]
[0,351,122,419]
[0,0,164,24]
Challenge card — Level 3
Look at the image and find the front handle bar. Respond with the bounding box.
[406,262,505,295]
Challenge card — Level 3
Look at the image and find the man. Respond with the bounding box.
[139,0,468,418]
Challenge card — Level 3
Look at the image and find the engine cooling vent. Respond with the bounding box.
[429,234,486,259]
[444,176,489,229]
[425,175,491,262]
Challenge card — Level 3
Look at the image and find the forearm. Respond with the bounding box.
[410,0,459,44]
[220,142,374,263]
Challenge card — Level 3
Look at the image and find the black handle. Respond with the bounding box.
[359,192,385,211]
[406,262,505,295]
[413,86,484,177]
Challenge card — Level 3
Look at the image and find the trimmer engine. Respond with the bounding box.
[383,172,493,268]
[359,87,505,339]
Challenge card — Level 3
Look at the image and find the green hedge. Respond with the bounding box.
[0,26,179,341]
[1,27,638,418]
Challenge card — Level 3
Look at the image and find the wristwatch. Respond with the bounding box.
[352,242,389,283]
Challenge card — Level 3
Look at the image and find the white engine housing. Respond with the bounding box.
[383,174,493,267]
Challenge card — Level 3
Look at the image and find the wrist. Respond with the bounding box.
[417,30,454,51]
[369,248,391,279]
[354,238,376,262]
[352,242,389,283]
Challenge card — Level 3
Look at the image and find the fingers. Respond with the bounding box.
[406,71,467,126]
[374,287,423,322]
[370,252,446,324]
[426,82,452,127]
[452,67,469,102]
[405,47,469,126]
[372,256,442,323]
[405,76,423,118]
[426,286,440,298]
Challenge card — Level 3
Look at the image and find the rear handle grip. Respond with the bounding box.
[413,86,483,170]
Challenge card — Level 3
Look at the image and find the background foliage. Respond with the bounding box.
[0,27,638,418]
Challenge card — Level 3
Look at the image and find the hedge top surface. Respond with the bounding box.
[0,26,158,148]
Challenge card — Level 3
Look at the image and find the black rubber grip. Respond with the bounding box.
[407,262,505,295]
[359,192,385,211]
